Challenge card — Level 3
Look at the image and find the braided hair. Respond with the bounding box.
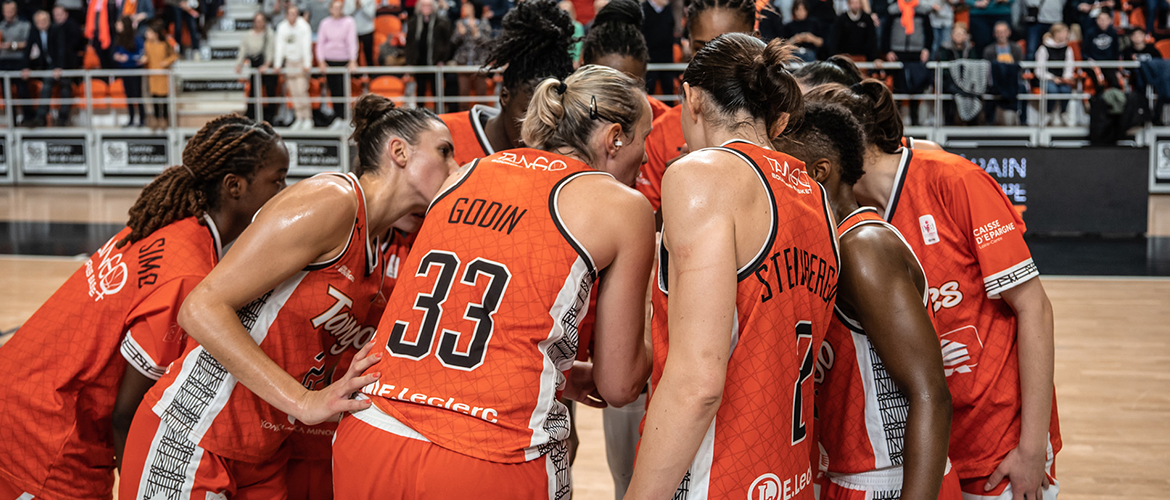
[484,0,576,91]
[581,0,649,66]
[685,0,758,30]
[774,101,866,185]
[117,114,280,248]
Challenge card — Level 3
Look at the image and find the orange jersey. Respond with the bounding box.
[360,148,605,467]
[649,140,839,499]
[0,216,224,499]
[635,104,686,211]
[881,149,1061,479]
[647,95,671,121]
[142,173,383,464]
[814,207,935,478]
[440,105,500,168]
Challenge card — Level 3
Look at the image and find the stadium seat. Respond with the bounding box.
[1156,39,1170,59]
[369,75,406,105]
[108,78,127,110]
[375,15,402,37]
[90,78,110,111]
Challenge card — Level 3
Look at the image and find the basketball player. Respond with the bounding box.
[332,64,655,499]
[774,102,960,500]
[439,0,575,167]
[581,0,670,120]
[626,35,838,499]
[0,115,288,500]
[635,0,759,210]
[808,81,1061,500]
[118,95,457,499]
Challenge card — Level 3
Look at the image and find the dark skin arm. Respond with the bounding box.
[836,226,952,500]
[111,367,156,469]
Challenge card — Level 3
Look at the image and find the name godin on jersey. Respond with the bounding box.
[85,237,129,302]
[493,151,568,171]
[764,156,813,194]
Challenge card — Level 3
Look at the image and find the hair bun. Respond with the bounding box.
[351,94,397,143]
[593,0,643,27]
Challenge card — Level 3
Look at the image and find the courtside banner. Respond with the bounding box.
[948,147,1147,235]
[20,135,89,175]
[284,137,344,177]
[100,136,170,176]
[0,136,7,175]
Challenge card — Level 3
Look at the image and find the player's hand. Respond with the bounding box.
[563,361,607,408]
[293,342,382,425]
[985,446,1049,499]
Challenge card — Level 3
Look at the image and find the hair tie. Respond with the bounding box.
[849,82,865,94]
[182,165,196,177]
[555,82,568,95]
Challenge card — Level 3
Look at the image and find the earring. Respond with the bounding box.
[614,140,623,147]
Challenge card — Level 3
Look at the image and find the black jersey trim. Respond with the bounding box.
[817,182,842,271]
[839,207,881,229]
[709,145,779,283]
[549,171,609,277]
[883,148,913,222]
[469,105,498,157]
[656,236,669,295]
[427,158,480,216]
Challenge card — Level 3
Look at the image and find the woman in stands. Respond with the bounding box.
[775,102,959,500]
[580,0,670,121]
[118,95,457,498]
[808,81,1061,500]
[0,115,287,500]
[636,0,759,210]
[440,0,576,167]
[627,34,838,499]
[332,64,655,499]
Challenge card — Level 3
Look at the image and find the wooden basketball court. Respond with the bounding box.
[2,187,1168,499]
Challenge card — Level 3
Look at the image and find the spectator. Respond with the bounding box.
[112,15,146,127]
[929,0,956,55]
[967,0,1014,55]
[452,0,492,109]
[14,0,35,21]
[404,0,453,111]
[937,21,983,123]
[55,0,85,26]
[784,0,829,61]
[1035,22,1075,124]
[1073,0,1112,37]
[316,0,358,127]
[481,0,511,29]
[829,0,880,60]
[274,3,313,129]
[883,0,934,123]
[85,0,152,67]
[759,6,785,41]
[164,0,201,59]
[641,0,675,94]
[143,20,177,130]
[559,0,584,61]
[0,1,31,125]
[1084,9,1120,87]
[344,0,376,67]
[807,0,839,25]
[235,11,278,123]
[1142,0,1166,33]
[1123,27,1161,61]
[377,35,405,65]
[1023,0,1063,59]
[305,0,332,32]
[983,20,1025,122]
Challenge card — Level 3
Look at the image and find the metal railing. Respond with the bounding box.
[0,59,1150,133]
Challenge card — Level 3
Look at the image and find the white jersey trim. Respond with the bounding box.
[983,258,1039,299]
[349,400,431,442]
[469,105,500,156]
[121,331,166,380]
[676,416,716,499]
[132,410,205,500]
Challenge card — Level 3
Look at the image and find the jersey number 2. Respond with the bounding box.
[792,321,815,444]
[385,250,512,371]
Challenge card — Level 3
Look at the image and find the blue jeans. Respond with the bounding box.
[933,26,949,57]
[1045,81,1072,113]
[172,5,200,50]
[1026,23,1051,61]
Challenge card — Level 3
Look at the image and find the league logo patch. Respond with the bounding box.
[919,214,940,245]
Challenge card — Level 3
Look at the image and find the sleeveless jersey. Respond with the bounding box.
[0,215,224,499]
[649,140,840,499]
[635,104,686,211]
[882,148,1061,479]
[814,207,933,477]
[647,95,671,121]
[143,173,383,463]
[440,105,499,167]
[360,148,605,466]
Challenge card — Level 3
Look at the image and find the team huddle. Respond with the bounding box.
[0,0,1060,499]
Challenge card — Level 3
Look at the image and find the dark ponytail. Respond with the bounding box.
[580,0,649,66]
[792,54,864,89]
[350,94,441,175]
[485,0,576,91]
[683,34,803,138]
[805,79,902,154]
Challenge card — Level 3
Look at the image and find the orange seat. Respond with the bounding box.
[374,32,388,62]
[375,15,402,37]
[672,43,682,63]
[1156,39,1170,59]
[369,75,406,105]
[309,78,322,109]
[108,78,127,110]
[90,78,110,111]
[84,46,101,70]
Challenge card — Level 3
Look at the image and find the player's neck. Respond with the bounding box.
[830,183,861,224]
[483,113,516,153]
[206,207,247,247]
[358,173,409,240]
[853,147,900,212]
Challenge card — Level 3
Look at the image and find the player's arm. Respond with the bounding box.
[990,277,1054,497]
[837,227,951,500]
[625,156,738,500]
[560,177,656,407]
[177,177,381,425]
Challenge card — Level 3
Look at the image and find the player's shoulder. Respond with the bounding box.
[564,171,653,216]
[438,109,471,127]
[133,217,221,280]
